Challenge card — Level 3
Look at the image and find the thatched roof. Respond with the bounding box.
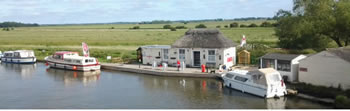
[327,47,350,63]
[171,29,237,48]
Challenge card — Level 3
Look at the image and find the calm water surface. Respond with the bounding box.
[0,63,331,109]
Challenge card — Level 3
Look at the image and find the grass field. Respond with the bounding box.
[0,20,278,62]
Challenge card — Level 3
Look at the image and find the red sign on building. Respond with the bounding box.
[227,57,233,62]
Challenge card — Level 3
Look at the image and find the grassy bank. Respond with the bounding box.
[0,20,278,63]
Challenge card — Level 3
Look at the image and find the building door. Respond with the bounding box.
[193,51,201,67]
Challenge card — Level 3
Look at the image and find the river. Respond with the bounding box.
[0,63,331,109]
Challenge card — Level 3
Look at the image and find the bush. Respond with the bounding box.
[260,21,273,27]
[130,26,140,29]
[216,25,221,28]
[175,26,186,29]
[248,23,258,27]
[163,25,172,29]
[195,24,207,28]
[224,25,228,28]
[335,95,350,108]
[240,24,247,27]
[111,27,115,29]
[170,27,176,31]
[230,22,239,28]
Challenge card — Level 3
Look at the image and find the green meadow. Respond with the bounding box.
[0,20,278,62]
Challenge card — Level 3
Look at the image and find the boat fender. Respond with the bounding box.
[45,62,49,66]
[73,66,77,70]
[64,66,66,69]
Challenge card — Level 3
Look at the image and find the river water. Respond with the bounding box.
[0,63,331,109]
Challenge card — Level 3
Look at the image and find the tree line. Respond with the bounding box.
[0,22,39,27]
[275,0,350,50]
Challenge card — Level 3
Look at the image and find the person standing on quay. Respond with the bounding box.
[177,60,180,71]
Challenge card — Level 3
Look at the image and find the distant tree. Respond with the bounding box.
[216,25,221,28]
[272,22,279,27]
[163,25,172,29]
[0,22,39,27]
[240,24,247,27]
[131,26,140,29]
[175,26,187,29]
[248,23,258,27]
[170,27,177,31]
[260,21,273,27]
[183,22,188,24]
[224,25,228,28]
[230,22,239,28]
[195,24,207,28]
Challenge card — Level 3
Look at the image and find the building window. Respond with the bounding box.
[277,60,291,72]
[208,50,215,62]
[179,49,185,60]
[300,67,308,72]
[262,59,275,68]
[163,49,168,60]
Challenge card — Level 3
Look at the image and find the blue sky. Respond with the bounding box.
[0,0,293,24]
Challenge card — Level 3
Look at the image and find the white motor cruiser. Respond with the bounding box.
[44,42,100,71]
[1,50,36,64]
[222,68,287,98]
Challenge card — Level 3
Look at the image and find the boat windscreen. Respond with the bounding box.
[267,74,281,82]
[225,73,234,79]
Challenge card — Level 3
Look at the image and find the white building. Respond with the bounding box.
[299,47,350,90]
[139,29,237,68]
[259,53,307,82]
[139,45,171,65]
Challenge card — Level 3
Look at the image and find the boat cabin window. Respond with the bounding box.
[5,53,13,57]
[14,52,20,57]
[234,76,248,82]
[85,59,95,63]
[225,73,234,79]
[54,55,63,59]
[75,60,81,64]
[64,59,72,62]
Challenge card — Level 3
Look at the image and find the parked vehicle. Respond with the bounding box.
[222,68,287,98]
[1,50,36,64]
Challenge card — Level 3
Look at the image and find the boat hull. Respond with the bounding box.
[46,61,100,72]
[223,79,286,98]
[1,57,36,64]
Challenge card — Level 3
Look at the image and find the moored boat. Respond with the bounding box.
[44,51,100,71]
[0,50,36,64]
[44,42,100,71]
[222,68,287,98]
